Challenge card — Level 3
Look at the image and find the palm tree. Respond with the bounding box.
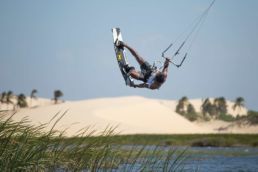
[186,103,197,121]
[187,103,196,113]
[176,100,185,115]
[53,90,63,104]
[0,91,6,103]
[212,97,228,118]
[201,98,211,117]
[201,98,217,117]
[209,104,218,117]
[216,97,227,115]
[17,94,28,108]
[181,96,189,110]
[233,97,245,116]
[6,91,13,105]
[30,89,38,107]
[176,96,188,115]
[30,89,38,99]
[233,97,245,110]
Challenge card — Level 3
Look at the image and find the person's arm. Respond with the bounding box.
[162,58,170,77]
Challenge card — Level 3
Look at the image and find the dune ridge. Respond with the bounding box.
[1,96,256,136]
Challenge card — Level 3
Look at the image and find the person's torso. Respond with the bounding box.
[146,71,162,89]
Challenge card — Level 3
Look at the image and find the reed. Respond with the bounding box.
[0,112,189,171]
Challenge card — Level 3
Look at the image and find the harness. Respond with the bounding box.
[146,72,157,88]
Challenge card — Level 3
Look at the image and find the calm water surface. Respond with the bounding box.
[182,147,258,172]
[115,146,258,172]
[56,146,258,172]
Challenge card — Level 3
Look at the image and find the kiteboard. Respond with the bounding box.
[112,28,135,87]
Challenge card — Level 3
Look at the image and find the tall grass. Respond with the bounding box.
[0,112,189,171]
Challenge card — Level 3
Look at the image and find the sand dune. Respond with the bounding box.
[1,96,256,136]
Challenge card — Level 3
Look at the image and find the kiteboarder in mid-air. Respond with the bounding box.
[116,40,170,90]
[112,1,216,89]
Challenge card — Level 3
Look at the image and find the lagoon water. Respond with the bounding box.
[114,146,258,172]
[56,146,258,172]
[183,147,258,172]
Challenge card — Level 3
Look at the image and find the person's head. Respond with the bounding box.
[155,72,166,84]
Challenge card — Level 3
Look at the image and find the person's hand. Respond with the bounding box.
[115,40,125,48]
[165,57,171,62]
[164,58,170,67]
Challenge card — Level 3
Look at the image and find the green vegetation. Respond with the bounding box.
[176,96,198,121]
[176,96,237,122]
[233,97,245,112]
[53,90,63,104]
[0,112,188,171]
[201,97,228,119]
[106,134,258,147]
[216,110,258,125]
[1,89,65,110]
[217,113,235,122]
[30,89,38,100]
[175,96,258,125]
[246,110,258,124]
[201,98,216,117]
[6,91,14,105]
[0,91,6,103]
[0,91,14,105]
[1,110,257,171]
[236,110,258,125]
[17,94,28,108]
[186,104,198,121]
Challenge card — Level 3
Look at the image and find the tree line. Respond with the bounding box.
[0,89,64,109]
[176,96,245,121]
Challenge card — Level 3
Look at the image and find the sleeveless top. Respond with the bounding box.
[146,72,157,88]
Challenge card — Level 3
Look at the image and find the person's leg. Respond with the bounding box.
[116,41,145,81]
[122,43,145,65]
[124,65,143,80]
[130,70,142,80]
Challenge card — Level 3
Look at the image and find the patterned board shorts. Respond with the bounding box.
[140,61,153,82]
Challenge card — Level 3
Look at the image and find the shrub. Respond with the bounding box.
[176,97,198,121]
[17,94,28,108]
[218,113,235,122]
[184,104,198,121]
[247,110,258,125]
[191,137,235,147]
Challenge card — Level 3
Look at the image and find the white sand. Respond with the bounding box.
[1,96,256,136]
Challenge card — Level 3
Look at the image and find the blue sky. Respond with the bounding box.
[1,0,258,110]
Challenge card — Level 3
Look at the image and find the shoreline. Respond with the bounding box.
[90,133,258,147]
